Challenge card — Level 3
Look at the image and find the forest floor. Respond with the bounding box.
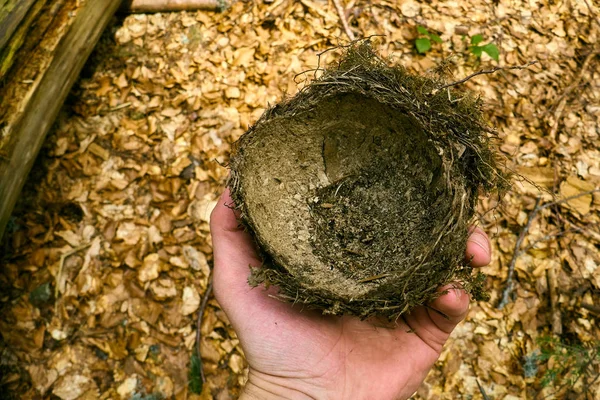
[1,0,600,399]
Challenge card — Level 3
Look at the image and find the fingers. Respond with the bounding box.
[405,227,490,347]
[210,189,263,310]
[401,284,470,353]
[211,189,296,333]
[426,284,470,334]
[210,189,260,267]
[423,226,488,332]
[466,226,491,267]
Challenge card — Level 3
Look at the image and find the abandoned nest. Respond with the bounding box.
[228,42,507,319]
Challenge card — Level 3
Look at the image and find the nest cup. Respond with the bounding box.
[229,43,506,319]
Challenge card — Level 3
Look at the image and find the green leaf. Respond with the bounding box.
[189,349,203,394]
[429,33,443,43]
[470,34,484,45]
[417,25,429,35]
[415,38,431,54]
[470,45,483,57]
[482,43,500,61]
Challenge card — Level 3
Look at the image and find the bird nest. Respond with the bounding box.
[228,43,507,319]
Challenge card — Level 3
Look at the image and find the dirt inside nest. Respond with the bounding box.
[310,94,453,284]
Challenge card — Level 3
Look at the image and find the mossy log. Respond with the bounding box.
[0,0,122,242]
[0,0,44,80]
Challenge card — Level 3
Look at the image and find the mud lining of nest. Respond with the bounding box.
[228,43,507,319]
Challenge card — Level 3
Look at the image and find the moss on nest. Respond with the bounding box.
[228,42,507,320]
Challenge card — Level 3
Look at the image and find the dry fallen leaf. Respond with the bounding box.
[560,176,595,215]
[52,374,96,400]
[2,1,599,398]
[182,286,201,316]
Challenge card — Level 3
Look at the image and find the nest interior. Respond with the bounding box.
[229,43,505,319]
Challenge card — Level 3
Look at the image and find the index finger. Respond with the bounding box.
[466,226,491,267]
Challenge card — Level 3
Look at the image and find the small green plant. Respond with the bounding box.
[415,26,443,54]
[469,34,500,61]
[530,336,600,394]
[188,347,203,394]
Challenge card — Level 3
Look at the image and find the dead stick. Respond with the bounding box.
[476,379,491,400]
[563,219,600,243]
[581,303,600,315]
[583,0,600,28]
[431,61,538,95]
[332,0,355,41]
[195,278,213,384]
[498,189,600,309]
[547,266,562,335]
[469,362,491,400]
[520,224,598,253]
[0,0,122,243]
[122,0,225,13]
[539,189,600,210]
[549,50,599,140]
[498,197,541,309]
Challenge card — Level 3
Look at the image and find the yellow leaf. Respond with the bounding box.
[559,176,595,215]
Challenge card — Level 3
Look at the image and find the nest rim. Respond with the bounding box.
[228,42,506,320]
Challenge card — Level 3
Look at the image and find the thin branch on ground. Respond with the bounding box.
[549,50,599,140]
[540,189,600,210]
[476,379,491,400]
[547,265,563,335]
[498,188,600,309]
[582,303,600,315]
[563,219,600,243]
[522,229,577,253]
[195,278,213,385]
[431,61,538,95]
[332,0,355,41]
[586,371,600,396]
[583,0,600,28]
[470,362,491,400]
[498,197,541,309]
[522,222,600,253]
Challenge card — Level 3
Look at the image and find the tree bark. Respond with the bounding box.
[122,0,225,13]
[0,0,47,80]
[0,0,122,242]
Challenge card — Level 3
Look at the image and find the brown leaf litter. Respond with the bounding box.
[1,0,600,399]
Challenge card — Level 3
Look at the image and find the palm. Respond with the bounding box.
[236,308,448,399]
[210,190,490,399]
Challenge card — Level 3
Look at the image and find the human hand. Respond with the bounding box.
[210,189,491,400]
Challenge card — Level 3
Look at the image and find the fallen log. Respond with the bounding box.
[0,0,122,242]
[122,0,227,13]
[0,0,47,81]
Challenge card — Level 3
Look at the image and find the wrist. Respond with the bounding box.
[240,370,318,400]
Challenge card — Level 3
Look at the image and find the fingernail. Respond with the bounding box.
[453,287,463,299]
[440,283,463,299]
[468,231,490,255]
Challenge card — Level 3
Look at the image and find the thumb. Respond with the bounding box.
[210,189,290,327]
[210,189,262,308]
[426,283,471,334]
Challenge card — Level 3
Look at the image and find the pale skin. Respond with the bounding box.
[210,189,492,400]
